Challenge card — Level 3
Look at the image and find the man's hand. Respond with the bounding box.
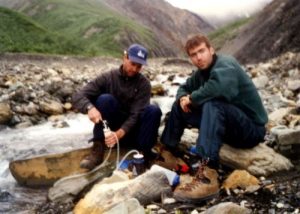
[179,95,191,113]
[87,107,102,124]
[104,129,125,148]
[104,131,117,147]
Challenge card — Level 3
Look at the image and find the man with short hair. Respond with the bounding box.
[73,44,162,170]
[161,34,268,202]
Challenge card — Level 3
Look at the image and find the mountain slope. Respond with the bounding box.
[8,0,168,57]
[0,0,214,57]
[0,6,84,54]
[219,0,300,64]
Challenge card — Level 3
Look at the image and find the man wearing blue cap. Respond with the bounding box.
[73,44,162,170]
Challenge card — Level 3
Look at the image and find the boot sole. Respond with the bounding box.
[173,192,219,203]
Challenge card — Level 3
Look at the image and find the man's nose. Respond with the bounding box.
[196,52,203,60]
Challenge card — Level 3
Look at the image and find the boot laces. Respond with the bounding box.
[180,158,210,191]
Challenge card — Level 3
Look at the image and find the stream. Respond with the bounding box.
[0,113,93,213]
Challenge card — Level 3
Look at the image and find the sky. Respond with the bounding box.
[164,0,272,26]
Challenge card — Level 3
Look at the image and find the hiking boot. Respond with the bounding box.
[173,160,219,203]
[80,140,104,170]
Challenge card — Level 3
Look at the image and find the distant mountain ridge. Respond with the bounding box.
[102,0,214,55]
[219,0,300,63]
[0,0,214,57]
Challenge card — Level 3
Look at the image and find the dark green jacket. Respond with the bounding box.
[177,55,268,125]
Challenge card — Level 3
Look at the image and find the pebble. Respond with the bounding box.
[162,197,176,204]
[276,202,284,208]
[0,189,14,202]
[240,200,248,208]
[146,204,160,210]
[157,208,167,214]
[190,210,199,214]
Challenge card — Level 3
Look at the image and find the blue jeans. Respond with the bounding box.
[92,94,162,154]
[161,100,266,163]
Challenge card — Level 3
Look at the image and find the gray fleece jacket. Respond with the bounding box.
[72,66,151,133]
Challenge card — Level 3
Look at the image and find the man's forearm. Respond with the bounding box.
[115,128,126,140]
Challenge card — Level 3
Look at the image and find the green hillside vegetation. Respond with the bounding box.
[0,7,85,55]
[208,17,253,51]
[6,0,158,57]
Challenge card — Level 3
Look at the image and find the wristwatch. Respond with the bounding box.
[86,104,94,112]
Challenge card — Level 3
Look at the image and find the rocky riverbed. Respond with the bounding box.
[0,52,300,213]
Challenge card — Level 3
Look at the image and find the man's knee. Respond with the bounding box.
[96,94,115,104]
[202,100,226,110]
[144,104,162,119]
[95,94,118,109]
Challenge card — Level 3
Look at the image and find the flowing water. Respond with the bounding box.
[0,113,93,213]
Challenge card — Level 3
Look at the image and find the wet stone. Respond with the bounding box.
[0,189,14,202]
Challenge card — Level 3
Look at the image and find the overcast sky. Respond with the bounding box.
[165,0,272,20]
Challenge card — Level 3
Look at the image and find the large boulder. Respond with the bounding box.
[219,143,293,176]
[175,128,294,176]
[74,170,171,214]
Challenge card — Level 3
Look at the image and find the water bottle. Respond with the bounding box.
[150,164,180,186]
[103,120,111,137]
[103,120,113,148]
[132,153,145,176]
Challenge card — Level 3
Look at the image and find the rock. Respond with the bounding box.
[47,68,58,76]
[74,170,171,214]
[103,198,144,214]
[52,121,69,128]
[0,103,13,124]
[48,115,66,122]
[221,170,260,194]
[270,125,300,158]
[60,68,72,76]
[219,143,294,176]
[252,75,269,89]
[268,107,293,124]
[201,202,251,214]
[271,126,300,146]
[48,160,115,203]
[15,121,33,129]
[157,208,167,214]
[0,189,14,202]
[288,80,300,91]
[64,102,72,110]
[151,83,165,96]
[23,102,39,115]
[39,99,64,115]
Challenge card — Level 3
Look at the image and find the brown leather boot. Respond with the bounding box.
[173,161,219,203]
[80,140,104,170]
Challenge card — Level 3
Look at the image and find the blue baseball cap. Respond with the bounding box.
[127,44,148,65]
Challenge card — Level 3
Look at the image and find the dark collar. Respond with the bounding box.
[119,65,139,80]
[201,54,217,80]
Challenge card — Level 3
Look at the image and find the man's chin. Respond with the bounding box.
[198,65,207,69]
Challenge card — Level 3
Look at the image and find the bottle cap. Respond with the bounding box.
[133,153,144,159]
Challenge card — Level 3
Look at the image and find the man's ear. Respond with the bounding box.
[210,47,215,55]
[123,51,128,61]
